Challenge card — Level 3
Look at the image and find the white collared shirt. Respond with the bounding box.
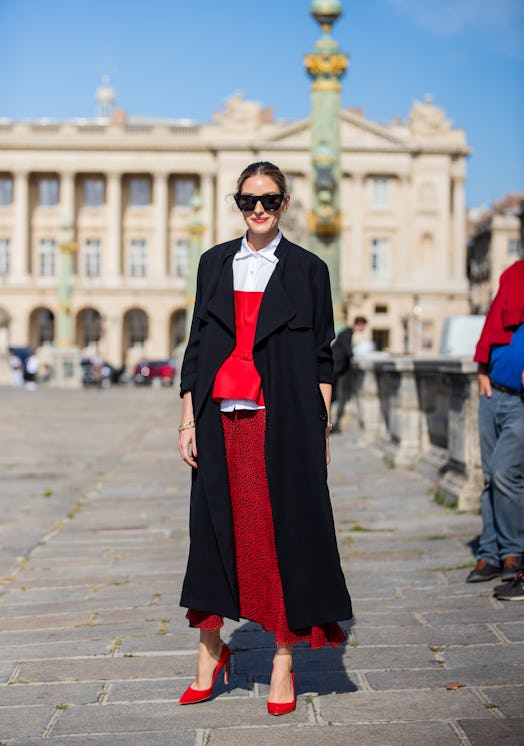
[220,231,282,412]
[232,231,281,291]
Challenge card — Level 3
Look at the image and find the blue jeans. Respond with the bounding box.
[477,388,524,564]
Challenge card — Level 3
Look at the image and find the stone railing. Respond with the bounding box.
[349,356,483,512]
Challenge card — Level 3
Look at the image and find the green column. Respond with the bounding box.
[57,222,77,348]
[304,0,348,330]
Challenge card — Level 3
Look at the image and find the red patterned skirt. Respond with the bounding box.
[186,408,346,649]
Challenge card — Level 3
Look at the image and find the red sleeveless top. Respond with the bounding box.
[212,290,264,405]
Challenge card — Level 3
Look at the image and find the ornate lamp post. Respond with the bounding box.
[305,0,348,330]
[185,191,205,342]
[50,220,81,386]
[57,221,77,348]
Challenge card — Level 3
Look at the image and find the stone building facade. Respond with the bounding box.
[0,87,471,367]
[467,193,524,313]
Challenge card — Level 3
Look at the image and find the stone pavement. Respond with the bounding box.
[0,386,522,746]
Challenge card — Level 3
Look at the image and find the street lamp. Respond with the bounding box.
[57,220,77,348]
[305,0,348,330]
[50,219,81,386]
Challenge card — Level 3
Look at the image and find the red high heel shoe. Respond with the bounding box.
[179,643,230,705]
[267,671,296,716]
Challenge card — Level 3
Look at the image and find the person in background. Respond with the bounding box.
[177,161,352,715]
[331,316,368,433]
[466,259,524,584]
[24,350,39,391]
[9,353,23,386]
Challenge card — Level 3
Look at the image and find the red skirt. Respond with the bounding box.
[187,409,346,649]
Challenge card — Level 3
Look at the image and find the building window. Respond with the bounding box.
[371,177,390,209]
[422,320,435,350]
[174,239,189,277]
[171,309,187,347]
[38,238,56,276]
[0,176,13,206]
[174,176,197,207]
[0,238,10,275]
[84,178,105,207]
[128,239,147,277]
[372,328,390,352]
[129,177,150,206]
[508,238,522,256]
[370,237,391,280]
[34,308,55,346]
[127,309,148,347]
[79,308,102,347]
[38,177,59,206]
[374,303,388,314]
[84,239,101,277]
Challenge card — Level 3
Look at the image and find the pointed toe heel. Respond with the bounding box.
[179,643,230,705]
[267,671,296,716]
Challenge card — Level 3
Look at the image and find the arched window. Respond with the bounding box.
[123,308,148,350]
[77,308,102,348]
[170,309,187,349]
[29,307,54,347]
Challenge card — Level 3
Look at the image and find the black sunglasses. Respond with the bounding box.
[234,193,285,212]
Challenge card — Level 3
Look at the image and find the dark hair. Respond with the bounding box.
[236,161,288,195]
[354,316,368,326]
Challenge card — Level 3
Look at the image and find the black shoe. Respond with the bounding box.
[466,559,501,583]
[501,555,523,582]
[493,571,524,601]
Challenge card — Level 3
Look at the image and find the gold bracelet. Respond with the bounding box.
[178,420,196,432]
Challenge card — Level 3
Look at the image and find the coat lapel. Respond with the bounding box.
[254,237,297,346]
[204,241,239,336]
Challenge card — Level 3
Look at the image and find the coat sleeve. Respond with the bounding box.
[180,255,206,397]
[311,260,335,385]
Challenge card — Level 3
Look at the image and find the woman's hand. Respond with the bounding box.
[319,382,333,467]
[179,425,198,468]
[179,391,198,468]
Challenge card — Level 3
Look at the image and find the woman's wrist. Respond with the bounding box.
[178,420,196,432]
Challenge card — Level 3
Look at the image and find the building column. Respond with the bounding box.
[452,175,466,282]
[152,172,168,280]
[60,171,75,222]
[106,172,122,282]
[200,173,214,249]
[349,172,365,284]
[12,171,30,282]
[102,312,123,365]
[397,174,411,280]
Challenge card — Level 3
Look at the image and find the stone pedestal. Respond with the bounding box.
[383,358,421,467]
[437,361,483,511]
[49,347,81,388]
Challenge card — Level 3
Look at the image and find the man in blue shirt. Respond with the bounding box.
[466,260,524,586]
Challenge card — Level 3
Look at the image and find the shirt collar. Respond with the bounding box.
[235,231,282,263]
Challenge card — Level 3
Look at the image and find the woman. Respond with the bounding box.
[178,161,352,715]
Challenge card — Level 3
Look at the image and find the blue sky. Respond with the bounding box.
[0,0,522,208]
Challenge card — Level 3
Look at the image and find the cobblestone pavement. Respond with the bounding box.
[0,386,522,746]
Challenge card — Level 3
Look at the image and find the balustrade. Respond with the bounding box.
[350,356,482,511]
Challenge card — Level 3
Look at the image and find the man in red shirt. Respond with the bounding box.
[466,260,524,590]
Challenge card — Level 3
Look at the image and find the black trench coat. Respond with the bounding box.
[179,235,352,630]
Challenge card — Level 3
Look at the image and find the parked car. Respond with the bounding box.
[439,315,486,357]
[133,359,176,386]
[81,358,128,388]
